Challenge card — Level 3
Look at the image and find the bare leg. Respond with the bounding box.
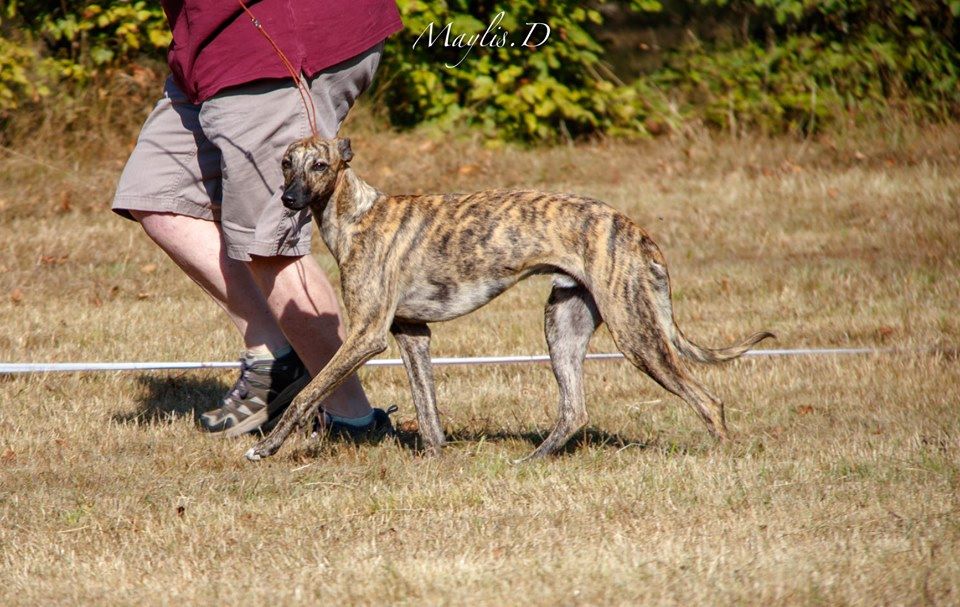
[132,211,287,352]
[522,284,602,461]
[133,211,371,420]
[247,255,372,419]
[391,322,444,455]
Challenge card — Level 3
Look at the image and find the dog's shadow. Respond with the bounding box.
[111,374,226,425]
[392,425,658,456]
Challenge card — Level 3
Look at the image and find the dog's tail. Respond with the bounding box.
[648,259,774,364]
[673,328,775,364]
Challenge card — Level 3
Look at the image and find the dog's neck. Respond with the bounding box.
[318,167,381,261]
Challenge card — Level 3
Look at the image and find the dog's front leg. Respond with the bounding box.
[391,321,445,455]
[245,329,389,461]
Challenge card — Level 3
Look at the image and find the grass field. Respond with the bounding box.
[1,114,959,604]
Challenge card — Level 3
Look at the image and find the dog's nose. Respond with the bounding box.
[281,191,295,205]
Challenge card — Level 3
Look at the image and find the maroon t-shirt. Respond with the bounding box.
[161,0,403,103]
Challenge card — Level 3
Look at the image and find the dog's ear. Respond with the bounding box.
[337,138,354,163]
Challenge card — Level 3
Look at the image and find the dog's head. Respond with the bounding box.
[280,137,354,211]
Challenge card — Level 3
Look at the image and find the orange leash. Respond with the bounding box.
[236,0,319,137]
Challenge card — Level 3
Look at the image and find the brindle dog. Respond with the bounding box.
[244,137,773,462]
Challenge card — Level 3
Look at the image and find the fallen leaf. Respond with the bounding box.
[397,420,419,433]
[645,119,667,137]
[140,263,157,274]
[10,288,23,304]
[458,164,478,175]
[877,326,895,339]
[59,191,72,213]
[781,160,803,174]
[131,65,157,88]
[176,505,185,517]
[854,151,867,162]
[796,405,815,416]
[38,254,69,266]
[137,292,152,300]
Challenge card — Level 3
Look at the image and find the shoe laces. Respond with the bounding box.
[225,358,253,403]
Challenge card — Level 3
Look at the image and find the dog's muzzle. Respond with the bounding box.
[281,182,309,211]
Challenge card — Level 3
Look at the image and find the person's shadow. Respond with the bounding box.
[112,374,227,425]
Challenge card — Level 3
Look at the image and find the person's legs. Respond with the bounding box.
[247,254,371,419]
[132,209,370,418]
[113,73,378,436]
[131,209,287,353]
[198,45,386,422]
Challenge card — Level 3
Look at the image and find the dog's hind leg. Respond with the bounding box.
[391,321,445,455]
[603,297,729,441]
[521,281,603,461]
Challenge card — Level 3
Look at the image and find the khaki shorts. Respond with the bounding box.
[112,43,382,261]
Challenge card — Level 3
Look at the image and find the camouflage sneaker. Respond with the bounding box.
[312,405,398,442]
[199,349,311,438]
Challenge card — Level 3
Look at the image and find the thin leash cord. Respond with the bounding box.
[235,0,318,137]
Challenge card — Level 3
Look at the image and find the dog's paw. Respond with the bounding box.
[244,447,262,462]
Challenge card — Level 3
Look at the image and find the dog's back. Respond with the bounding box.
[354,189,654,321]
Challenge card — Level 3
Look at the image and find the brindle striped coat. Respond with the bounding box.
[245,137,773,462]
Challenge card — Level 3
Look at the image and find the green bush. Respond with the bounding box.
[0,37,42,112]
[650,0,960,133]
[651,31,960,133]
[0,0,167,116]
[1,0,958,139]
[39,2,169,68]
[378,1,664,141]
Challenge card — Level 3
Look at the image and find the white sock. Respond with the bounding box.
[246,344,292,361]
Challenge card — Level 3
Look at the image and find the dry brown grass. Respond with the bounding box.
[1,95,959,604]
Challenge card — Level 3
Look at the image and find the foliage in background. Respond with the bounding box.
[652,0,960,133]
[1,0,958,141]
[0,0,168,118]
[377,1,666,141]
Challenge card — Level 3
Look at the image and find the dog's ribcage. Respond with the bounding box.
[359,190,606,324]
[395,275,522,323]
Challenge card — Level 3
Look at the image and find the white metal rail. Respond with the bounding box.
[0,347,894,374]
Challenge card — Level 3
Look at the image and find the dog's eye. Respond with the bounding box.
[281,157,292,170]
[312,161,329,172]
